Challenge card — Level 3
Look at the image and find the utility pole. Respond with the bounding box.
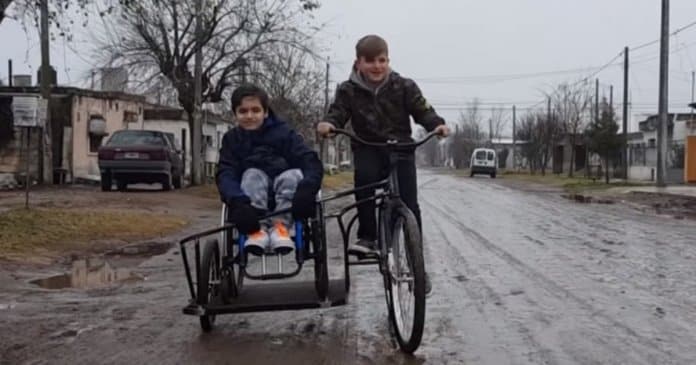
[320,60,330,162]
[691,71,694,124]
[39,0,52,184]
[191,0,203,185]
[595,79,600,123]
[657,0,670,187]
[610,85,614,111]
[512,105,516,170]
[622,47,630,180]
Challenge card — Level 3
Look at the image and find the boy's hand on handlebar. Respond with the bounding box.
[317,122,336,138]
[434,124,450,138]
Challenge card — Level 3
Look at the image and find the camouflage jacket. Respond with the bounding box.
[324,70,445,145]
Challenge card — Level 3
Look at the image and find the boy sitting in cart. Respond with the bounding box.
[216,84,323,256]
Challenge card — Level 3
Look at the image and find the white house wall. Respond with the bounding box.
[71,96,144,181]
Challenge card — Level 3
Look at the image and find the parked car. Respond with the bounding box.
[98,130,184,191]
[470,148,498,178]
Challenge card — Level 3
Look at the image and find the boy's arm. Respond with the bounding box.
[215,132,249,205]
[287,130,324,193]
[323,83,352,128]
[404,78,445,131]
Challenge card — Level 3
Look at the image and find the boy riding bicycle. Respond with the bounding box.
[317,35,450,293]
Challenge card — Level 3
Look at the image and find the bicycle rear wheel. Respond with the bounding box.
[384,205,426,353]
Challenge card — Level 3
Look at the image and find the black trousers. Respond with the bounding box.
[353,146,421,241]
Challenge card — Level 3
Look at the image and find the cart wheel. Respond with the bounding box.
[383,205,425,354]
[219,237,242,303]
[311,211,329,300]
[219,266,237,304]
[198,239,221,332]
[222,208,244,298]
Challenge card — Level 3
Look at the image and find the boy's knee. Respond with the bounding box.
[242,168,268,184]
[241,168,269,197]
[275,169,303,188]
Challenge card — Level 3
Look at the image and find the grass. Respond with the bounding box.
[0,207,188,262]
[500,170,645,193]
[182,183,219,200]
[322,171,354,190]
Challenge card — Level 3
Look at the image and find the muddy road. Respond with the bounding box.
[2,172,696,364]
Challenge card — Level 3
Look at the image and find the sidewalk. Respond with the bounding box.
[607,185,696,198]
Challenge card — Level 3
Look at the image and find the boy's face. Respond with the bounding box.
[356,52,390,84]
[235,96,268,130]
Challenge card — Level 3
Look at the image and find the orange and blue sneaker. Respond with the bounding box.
[269,221,294,255]
[245,229,269,256]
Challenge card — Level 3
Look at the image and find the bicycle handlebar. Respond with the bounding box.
[330,129,440,149]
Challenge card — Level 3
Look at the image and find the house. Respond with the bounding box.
[490,137,528,169]
[551,133,588,175]
[0,85,146,187]
[627,113,696,183]
[0,82,236,189]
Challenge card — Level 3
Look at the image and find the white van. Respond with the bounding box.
[470,148,498,178]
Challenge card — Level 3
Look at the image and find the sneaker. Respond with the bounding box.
[269,221,294,255]
[245,229,269,256]
[347,239,378,258]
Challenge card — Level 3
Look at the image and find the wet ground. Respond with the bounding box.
[2,172,696,364]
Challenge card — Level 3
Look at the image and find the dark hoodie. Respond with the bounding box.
[216,115,323,205]
[324,69,444,144]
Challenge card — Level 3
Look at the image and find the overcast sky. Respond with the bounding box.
[2,0,696,134]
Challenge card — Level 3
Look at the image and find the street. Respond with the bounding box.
[2,170,696,364]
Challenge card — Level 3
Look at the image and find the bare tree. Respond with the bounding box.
[251,44,325,143]
[513,108,560,175]
[548,82,592,177]
[94,0,320,183]
[4,0,132,33]
[489,106,507,141]
[585,98,622,184]
[515,113,539,173]
[448,99,486,169]
[1,0,13,23]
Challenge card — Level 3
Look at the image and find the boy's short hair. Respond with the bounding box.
[231,84,270,112]
[355,35,388,61]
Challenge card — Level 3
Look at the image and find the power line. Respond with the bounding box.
[630,19,696,51]
[414,66,603,84]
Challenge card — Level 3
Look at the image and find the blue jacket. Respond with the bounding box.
[216,115,323,205]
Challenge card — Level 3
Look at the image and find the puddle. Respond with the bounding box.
[562,194,614,204]
[31,257,143,290]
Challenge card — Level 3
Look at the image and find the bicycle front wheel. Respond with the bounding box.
[384,205,426,353]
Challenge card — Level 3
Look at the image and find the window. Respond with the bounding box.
[123,111,139,124]
[648,138,656,148]
[475,151,486,160]
[487,151,495,161]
